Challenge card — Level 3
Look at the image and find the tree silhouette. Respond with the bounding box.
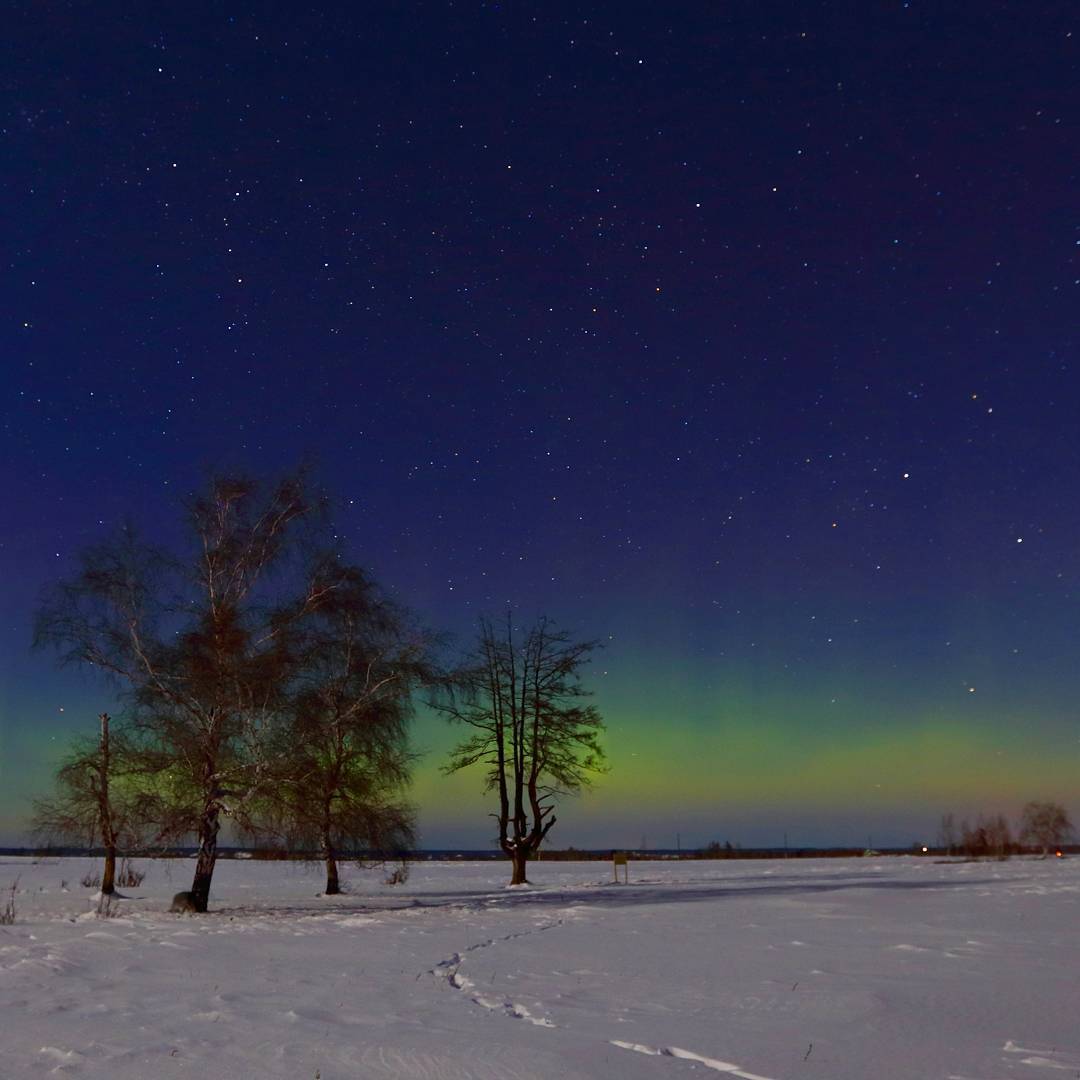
[1019,801,1073,856]
[435,614,606,885]
[35,472,387,911]
[252,561,431,893]
[32,713,143,894]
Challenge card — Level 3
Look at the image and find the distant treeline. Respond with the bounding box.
[7,843,1077,863]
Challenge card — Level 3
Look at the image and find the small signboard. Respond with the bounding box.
[612,851,628,884]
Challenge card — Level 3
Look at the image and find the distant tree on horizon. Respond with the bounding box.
[1019,801,1073,856]
[433,613,606,885]
[961,813,1013,860]
[700,840,738,859]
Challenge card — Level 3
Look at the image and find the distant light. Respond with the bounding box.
[921,846,928,853]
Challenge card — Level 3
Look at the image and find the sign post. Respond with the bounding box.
[612,851,628,884]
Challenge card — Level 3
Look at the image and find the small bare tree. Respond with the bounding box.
[434,614,606,885]
[1019,801,1073,856]
[35,473,335,911]
[0,877,18,925]
[32,713,144,894]
[985,814,1013,860]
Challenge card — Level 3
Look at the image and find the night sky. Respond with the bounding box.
[3,4,1078,850]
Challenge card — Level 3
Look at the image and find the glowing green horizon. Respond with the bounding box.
[5,634,1078,851]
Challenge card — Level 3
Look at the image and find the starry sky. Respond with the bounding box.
[2,3,1078,850]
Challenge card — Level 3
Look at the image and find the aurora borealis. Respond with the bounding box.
[2,4,1078,849]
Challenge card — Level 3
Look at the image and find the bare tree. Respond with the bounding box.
[1019,801,1074,856]
[31,713,143,894]
[251,561,430,893]
[35,473,335,911]
[985,814,1013,860]
[961,813,1013,860]
[434,614,606,885]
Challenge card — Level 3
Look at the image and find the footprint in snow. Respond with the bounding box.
[611,1040,775,1079]
[1003,1039,1080,1070]
[190,1009,227,1023]
[472,993,555,1026]
[430,952,555,1027]
[39,1046,85,1074]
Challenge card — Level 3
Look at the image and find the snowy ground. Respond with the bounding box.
[0,855,1077,1079]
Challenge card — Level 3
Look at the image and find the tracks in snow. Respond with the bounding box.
[427,915,779,1078]
[1002,1039,1080,1072]
[611,1040,777,1079]
[427,919,564,1028]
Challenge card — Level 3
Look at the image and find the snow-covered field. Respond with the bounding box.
[1,855,1077,1079]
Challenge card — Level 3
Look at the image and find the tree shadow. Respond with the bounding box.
[208,866,1003,920]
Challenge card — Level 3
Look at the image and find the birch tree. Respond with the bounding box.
[1019,801,1073,856]
[35,473,333,911]
[31,713,141,894]
[253,561,429,893]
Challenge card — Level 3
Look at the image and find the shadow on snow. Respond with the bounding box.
[208,868,1004,920]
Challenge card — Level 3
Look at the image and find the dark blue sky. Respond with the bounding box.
[2,3,1078,847]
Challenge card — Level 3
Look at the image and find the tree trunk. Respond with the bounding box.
[99,713,116,895]
[323,833,340,895]
[509,848,529,885]
[101,845,116,895]
[189,808,220,912]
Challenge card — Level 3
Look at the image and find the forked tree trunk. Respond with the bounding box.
[509,848,529,885]
[189,808,220,912]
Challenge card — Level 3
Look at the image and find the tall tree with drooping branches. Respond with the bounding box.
[252,560,432,893]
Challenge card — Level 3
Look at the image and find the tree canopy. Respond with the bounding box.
[35,472,428,909]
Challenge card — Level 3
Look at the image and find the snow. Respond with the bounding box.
[0,854,1077,1078]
